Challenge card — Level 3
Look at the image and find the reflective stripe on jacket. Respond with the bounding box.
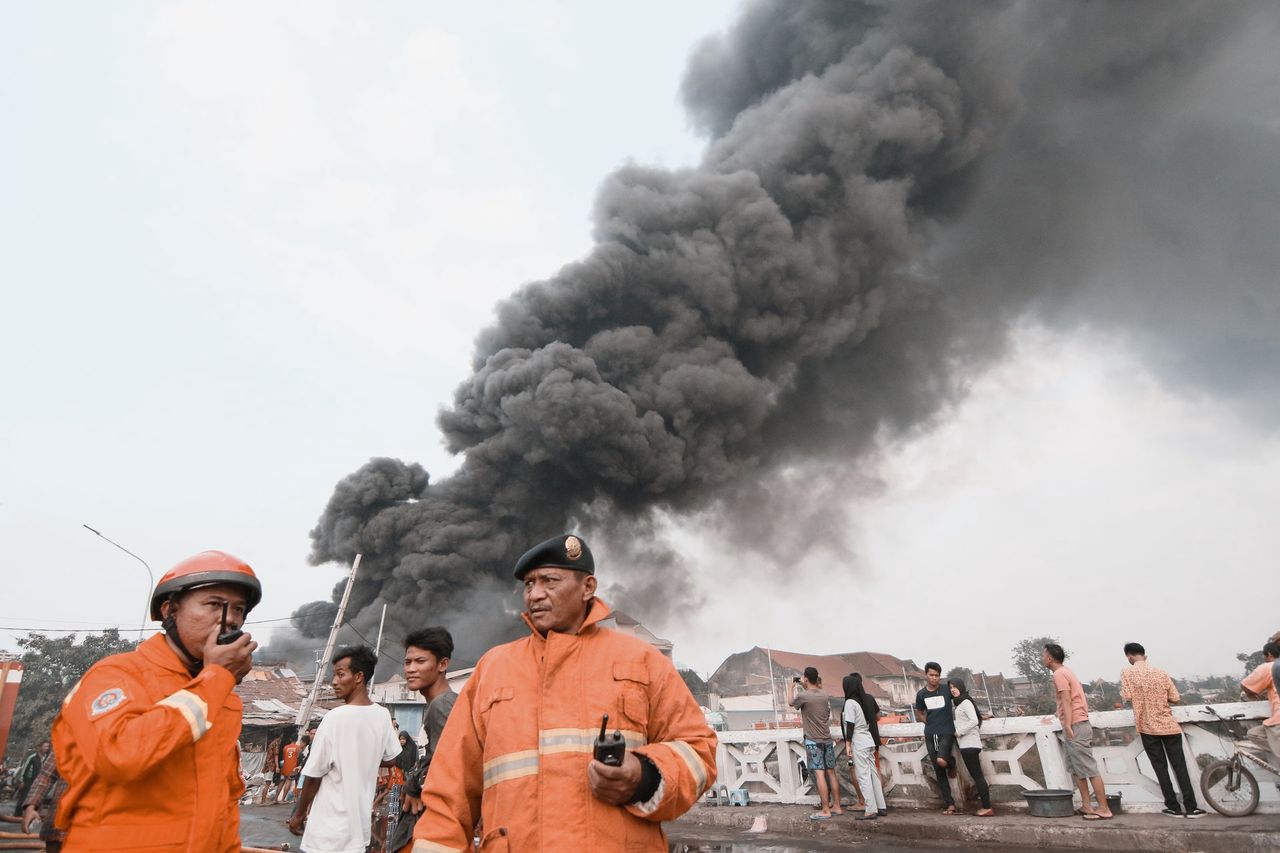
[411,598,717,852]
[52,634,244,852]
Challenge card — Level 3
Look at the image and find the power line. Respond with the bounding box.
[0,615,298,634]
[343,622,405,666]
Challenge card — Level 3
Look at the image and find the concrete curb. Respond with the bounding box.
[676,805,1280,852]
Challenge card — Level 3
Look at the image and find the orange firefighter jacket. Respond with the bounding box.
[411,598,717,853]
[51,633,245,852]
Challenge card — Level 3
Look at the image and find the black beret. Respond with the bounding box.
[513,534,594,580]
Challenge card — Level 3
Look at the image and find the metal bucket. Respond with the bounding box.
[1023,789,1076,818]
[1107,792,1123,815]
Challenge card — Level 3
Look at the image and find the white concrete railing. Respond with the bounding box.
[713,701,1277,814]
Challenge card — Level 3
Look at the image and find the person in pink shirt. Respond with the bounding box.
[1043,643,1112,820]
[1241,641,1280,762]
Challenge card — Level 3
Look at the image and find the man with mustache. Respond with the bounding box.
[408,534,717,853]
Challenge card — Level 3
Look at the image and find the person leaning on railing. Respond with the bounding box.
[1241,640,1280,763]
[1119,642,1204,818]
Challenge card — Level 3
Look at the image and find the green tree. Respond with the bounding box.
[946,666,974,686]
[1019,690,1058,716]
[1238,649,1265,676]
[7,630,138,757]
[1087,679,1122,712]
[1012,636,1068,685]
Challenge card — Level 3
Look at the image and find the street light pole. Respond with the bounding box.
[83,524,154,639]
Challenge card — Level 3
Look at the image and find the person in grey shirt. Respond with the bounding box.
[389,626,457,852]
[789,666,842,819]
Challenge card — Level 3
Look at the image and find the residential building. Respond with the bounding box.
[707,647,927,724]
[598,610,674,659]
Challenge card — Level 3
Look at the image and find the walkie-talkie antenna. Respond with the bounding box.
[599,713,609,740]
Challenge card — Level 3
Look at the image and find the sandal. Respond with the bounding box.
[942,806,958,815]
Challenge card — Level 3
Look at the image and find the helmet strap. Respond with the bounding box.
[160,601,203,677]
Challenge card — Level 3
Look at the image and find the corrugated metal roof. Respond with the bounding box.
[234,665,340,727]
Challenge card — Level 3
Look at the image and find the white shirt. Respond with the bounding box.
[953,698,983,749]
[842,699,875,750]
[300,703,402,853]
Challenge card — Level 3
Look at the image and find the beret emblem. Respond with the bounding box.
[565,536,583,560]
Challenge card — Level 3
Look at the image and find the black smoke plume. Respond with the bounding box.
[287,0,1280,664]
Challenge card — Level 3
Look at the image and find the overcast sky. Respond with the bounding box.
[2,1,1276,687]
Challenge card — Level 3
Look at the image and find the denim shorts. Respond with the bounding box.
[804,739,836,770]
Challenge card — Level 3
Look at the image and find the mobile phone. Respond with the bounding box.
[216,602,244,645]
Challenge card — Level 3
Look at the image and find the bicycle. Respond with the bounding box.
[1198,706,1280,817]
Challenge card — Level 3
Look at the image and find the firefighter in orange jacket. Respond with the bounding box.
[410,534,717,853]
[52,551,261,852]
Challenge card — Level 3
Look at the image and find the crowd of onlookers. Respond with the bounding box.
[787,632,1280,822]
[5,629,1277,846]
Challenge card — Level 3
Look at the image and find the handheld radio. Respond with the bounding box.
[216,602,244,645]
[593,713,626,767]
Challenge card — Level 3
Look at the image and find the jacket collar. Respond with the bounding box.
[521,596,612,638]
[137,632,196,675]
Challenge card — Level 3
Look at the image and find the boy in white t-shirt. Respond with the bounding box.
[287,645,402,853]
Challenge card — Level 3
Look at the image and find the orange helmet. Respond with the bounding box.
[149,550,263,621]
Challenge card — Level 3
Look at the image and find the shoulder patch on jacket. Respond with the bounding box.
[89,687,128,717]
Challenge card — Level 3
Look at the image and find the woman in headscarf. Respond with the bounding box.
[396,730,419,775]
[950,679,994,816]
[842,673,887,820]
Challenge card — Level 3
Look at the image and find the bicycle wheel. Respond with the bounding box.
[1200,758,1259,817]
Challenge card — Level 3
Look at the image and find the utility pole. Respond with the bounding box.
[369,603,388,692]
[295,554,361,728]
[765,647,779,727]
[980,671,995,716]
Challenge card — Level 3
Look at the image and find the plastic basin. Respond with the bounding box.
[1023,789,1076,818]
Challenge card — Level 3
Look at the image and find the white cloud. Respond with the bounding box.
[148,0,345,181]
[349,26,497,166]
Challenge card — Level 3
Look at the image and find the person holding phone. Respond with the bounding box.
[791,667,842,820]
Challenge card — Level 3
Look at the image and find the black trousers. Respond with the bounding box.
[960,747,991,809]
[1142,732,1197,812]
[12,785,32,817]
[925,733,955,806]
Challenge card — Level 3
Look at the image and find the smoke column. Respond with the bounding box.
[290,0,1280,662]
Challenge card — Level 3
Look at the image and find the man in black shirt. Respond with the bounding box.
[389,626,457,852]
[914,661,956,813]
